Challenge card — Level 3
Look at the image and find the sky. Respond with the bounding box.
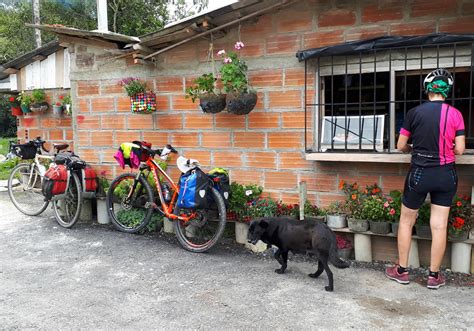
[207,0,236,10]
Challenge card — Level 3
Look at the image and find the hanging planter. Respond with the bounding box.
[185,73,225,114]
[53,104,63,117]
[21,104,31,114]
[30,89,48,113]
[199,93,226,114]
[11,106,23,117]
[130,92,156,114]
[226,92,257,115]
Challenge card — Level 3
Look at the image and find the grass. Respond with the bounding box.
[0,137,17,180]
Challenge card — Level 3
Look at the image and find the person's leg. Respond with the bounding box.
[429,203,450,272]
[397,204,418,267]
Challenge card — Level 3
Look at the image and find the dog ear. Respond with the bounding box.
[259,219,269,228]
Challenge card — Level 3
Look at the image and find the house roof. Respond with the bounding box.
[0,40,62,80]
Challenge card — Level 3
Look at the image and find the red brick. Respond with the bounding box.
[239,40,265,58]
[380,175,405,193]
[76,131,91,146]
[77,82,99,96]
[40,118,61,128]
[77,148,101,162]
[319,9,356,27]
[91,131,114,146]
[116,97,130,112]
[76,98,90,114]
[282,111,305,129]
[439,16,474,33]
[101,148,118,164]
[164,44,198,64]
[101,115,125,130]
[201,132,231,148]
[101,82,123,94]
[91,98,114,112]
[171,133,199,148]
[128,115,154,130]
[155,114,183,130]
[248,112,280,129]
[233,132,265,149]
[65,129,73,141]
[265,171,297,190]
[21,117,38,128]
[58,117,72,127]
[279,193,300,204]
[184,114,214,129]
[304,30,344,49]
[155,95,170,112]
[49,129,63,140]
[156,76,183,93]
[248,69,283,88]
[390,22,436,36]
[247,152,277,169]
[230,170,264,185]
[268,132,303,149]
[362,2,404,23]
[276,11,313,32]
[268,90,302,108]
[183,151,211,167]
[317,193,345,208]
[300,173,336,192]
[462,2,474,15]
[142,132,170,147]
[241,15,273,36]
[279,152,313,170]
[345,27,389,42]
[284,68,310,87]
[266,35,300,56]
[410,0,458,17]
[114,131,139,146]
[339,175,380,190]
[76,115,100,130]
[215,113,246,129]
[214,151,243,167]
[172,95,197,111]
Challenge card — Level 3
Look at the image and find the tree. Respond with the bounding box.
[169,0,209,22]
[0,96,17,138]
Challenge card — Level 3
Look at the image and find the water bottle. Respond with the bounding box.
[37,163,46,175]
[162,184,171,202]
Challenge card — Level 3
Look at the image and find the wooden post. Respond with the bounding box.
[299,181,307,220]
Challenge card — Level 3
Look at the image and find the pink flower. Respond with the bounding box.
[217,50,226,56]
[389,208,396,215]
[234,41,245,50]
[383,202,389,208]
[223,57,232,64]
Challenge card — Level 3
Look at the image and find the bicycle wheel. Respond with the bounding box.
[8,162,49,216]
[106,173,154,234]
[174,186,227,253]
[52,171,82,228]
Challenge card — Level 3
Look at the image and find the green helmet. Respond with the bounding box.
[423,68,453,98]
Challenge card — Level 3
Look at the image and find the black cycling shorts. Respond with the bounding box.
[402,164,457,210]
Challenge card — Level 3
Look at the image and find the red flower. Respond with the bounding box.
[59,95,64,99]
[9,96,15,102]
[338,180,345,190]
[456,201,462,207]
[351,194,357,200]
[389,208,396,216]
[55,102,61,106]
[454,217,465,229]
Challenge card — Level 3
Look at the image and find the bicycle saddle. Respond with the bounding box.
[53,143,69,151]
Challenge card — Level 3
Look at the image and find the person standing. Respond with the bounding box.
[385,68,465,289]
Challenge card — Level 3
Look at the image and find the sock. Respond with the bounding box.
[397,265,407,274]
[429,270,439,278]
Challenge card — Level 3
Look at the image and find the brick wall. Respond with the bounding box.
[60,0,474,205]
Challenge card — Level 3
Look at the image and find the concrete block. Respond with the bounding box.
[245,240,268,253]
[163,218,174,233]
[354,233,372,262]
[407,238,420,268]
[96,199,110,225]
[80,199,92,221]
[451,242,472,274]
[235,222,249,244]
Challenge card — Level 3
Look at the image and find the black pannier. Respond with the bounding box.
[54,152,86,170]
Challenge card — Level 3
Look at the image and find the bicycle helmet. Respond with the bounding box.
[423,68,454,97]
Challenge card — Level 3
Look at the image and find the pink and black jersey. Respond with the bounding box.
[400,101,465,167]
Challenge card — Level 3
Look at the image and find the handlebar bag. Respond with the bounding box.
[41,165,68,201]
[11,142,37,159]
[177,168,209,209]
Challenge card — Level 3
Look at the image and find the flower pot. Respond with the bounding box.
[415,224,432,239]
[226,92,257,115]
[235,221,249,244]
[20,104,31,114]
[347,218,369,232]
[130,92,156,114]
[326,214,347,229]
[199,94,226,114]
[369,220,391,234]
[306,215,326,222]
[448,230,469,241]
[30,102,48,113]
[338,248,352,260]
[11,107,23,116]
[391,222,399,236]
[96,198,110,224]
[53,105,63,117]
[64,104,72,116]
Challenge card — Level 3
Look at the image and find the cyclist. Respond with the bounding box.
[385,68,465,289]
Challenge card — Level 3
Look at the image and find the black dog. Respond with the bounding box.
[248,217,350,292]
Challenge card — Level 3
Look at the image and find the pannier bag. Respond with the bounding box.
[54,151,86,170]
[177,168,209,209]
[208,168,230,208]
[42,165,68,201]
[11,142,37,160]
[81,165,98,192]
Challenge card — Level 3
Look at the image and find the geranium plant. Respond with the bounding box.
[218,41,249,94]
[16,91,32,107]
[361,195,385,221]
[448,195,472,237]
[336,234,353,249]
[185,73,218,103]
[340,180,364,219]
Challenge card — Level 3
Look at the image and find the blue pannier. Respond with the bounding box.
[177,168,209,209]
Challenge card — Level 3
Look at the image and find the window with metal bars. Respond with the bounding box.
[304,42,474,153]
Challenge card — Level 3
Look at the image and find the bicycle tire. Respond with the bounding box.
[52,171,83,228]
[8,163,49,216]
[106,173,154,234]
[174,186,227,253]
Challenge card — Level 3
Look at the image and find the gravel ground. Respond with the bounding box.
[0,191,472,329]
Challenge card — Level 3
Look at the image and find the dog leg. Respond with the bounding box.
[308,260,324,279]
[273,248,284,265]
[275,250,288,274]
[320,256,334,292]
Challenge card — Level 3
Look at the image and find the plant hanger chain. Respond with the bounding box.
[208,32,218,88]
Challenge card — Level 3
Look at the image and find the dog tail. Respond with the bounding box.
[329,238,350,269]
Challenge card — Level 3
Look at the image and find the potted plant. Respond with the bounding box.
[30,89,49,112]
[336,234,353,260]
[62,93,72,116]
[326,201,347,229]
[185,73,226,114]
[53,95,64,117]
[415,202,431,238]
[96,172,110,225]
[217,41,257,115]
[275,201,300,219]
[303,200,326,222]
[362,195,390,234]
[340,181,369,232]
[448,195,472,241]
[8,96,23,116]
[386,190,402,235]
[119,77,156,114]
[16,91,31,114]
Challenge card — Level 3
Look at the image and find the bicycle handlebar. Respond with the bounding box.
[32,137,49,153]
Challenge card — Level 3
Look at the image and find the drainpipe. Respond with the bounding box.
[96,0,109,32]
[32,0,41,48]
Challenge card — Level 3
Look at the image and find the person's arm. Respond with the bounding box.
[397,134,412,153]
[454,135,465,155]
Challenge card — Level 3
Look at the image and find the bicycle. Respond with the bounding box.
[106,144,227,253]
[7,137,83,228]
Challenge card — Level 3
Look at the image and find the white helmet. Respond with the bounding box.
[423,68,454,90]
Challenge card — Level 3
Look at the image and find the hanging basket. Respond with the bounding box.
[21,104,31,114]
[226,92,257,115]
[30,102,49,113]
[11,106,23,117]
[53,105,63,117]
[130,92,156,114]
[199,94,226,114]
